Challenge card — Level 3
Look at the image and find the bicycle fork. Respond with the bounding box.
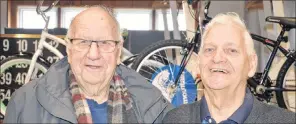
[171,43,196,89]
[256,29,289,94]
[24,33,47,84]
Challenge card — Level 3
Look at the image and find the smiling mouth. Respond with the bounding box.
[210,68,229,74]
[86,65,101,69]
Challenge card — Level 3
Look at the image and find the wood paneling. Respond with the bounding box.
[132,0,152,8]
[114,0,133,8]
[7,0,11,27]
[246,0,264,10]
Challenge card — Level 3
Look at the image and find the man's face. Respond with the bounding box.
[199,24,251,90]
[67,13,122,85]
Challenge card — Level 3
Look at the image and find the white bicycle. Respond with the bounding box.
[0,0,133,118]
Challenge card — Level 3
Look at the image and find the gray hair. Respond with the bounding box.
[200,12,255,56]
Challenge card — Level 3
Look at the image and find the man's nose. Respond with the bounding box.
[212,49,227,63]
[86,42,101,60]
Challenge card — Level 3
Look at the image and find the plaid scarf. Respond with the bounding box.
[69,70,134,123]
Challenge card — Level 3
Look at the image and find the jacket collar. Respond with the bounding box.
[115,64,169,123]
[244,97,268,123]
[197,96,262,123]
[36,58,168,123]
[200,89,254,123]
[36,57,77,123]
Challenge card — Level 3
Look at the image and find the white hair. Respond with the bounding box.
[200,12,255,56]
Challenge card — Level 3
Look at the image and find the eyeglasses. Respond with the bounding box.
[68,38,120,53]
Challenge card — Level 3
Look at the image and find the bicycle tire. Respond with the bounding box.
[131,40,187,70]
[276,52,296,111]
[0,55,49,116]
[131,40,198,107]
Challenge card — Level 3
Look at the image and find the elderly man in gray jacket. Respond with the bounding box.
[163,12,295,123]
[4,6,173,123]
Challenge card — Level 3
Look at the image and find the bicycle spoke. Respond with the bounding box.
[164,49,176,82]
[282,61,296,112]
[142,64,159,73]
[157,51,168,66]
[144,77,153,83]
[173,63,176,79]
[286,92,296,110]
[31,67,39,79]
[140,67,155,76]
[155,51,174,76]
[132,40,197,107]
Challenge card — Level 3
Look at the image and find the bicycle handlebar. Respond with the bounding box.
[204,1,211,20]
[36,0,59,31]
[36,0,59,14]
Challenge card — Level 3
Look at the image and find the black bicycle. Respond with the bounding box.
[131,0,296,111]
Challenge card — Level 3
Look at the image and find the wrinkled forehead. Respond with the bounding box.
[203,24,245,47]
[68,10,120,40]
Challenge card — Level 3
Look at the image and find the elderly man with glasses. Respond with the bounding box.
[4,6,173,123]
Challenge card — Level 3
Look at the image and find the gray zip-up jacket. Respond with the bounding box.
[4,58,173,123]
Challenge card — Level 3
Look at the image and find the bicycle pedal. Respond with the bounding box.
[283,36,288,43]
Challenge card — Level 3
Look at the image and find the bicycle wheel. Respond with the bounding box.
[0,101,5,120]
[132,40,198,107]
[276,53,296,112]
[0,55,49,117]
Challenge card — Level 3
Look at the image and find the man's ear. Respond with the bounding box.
[196,54,201,74]
[248,53,258,77]
[64,37,72,64]
[66,46,72,64]
[116,42,123,65]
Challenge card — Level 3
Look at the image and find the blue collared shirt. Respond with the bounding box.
[200,88,254,124]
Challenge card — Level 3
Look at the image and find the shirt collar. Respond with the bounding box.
[200,88,254,123]
[200,95,211,121]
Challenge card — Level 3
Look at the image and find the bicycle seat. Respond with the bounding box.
[266,16,296,29]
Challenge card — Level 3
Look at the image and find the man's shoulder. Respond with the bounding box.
[168,101,199,115]
[248,99,296,123]
[261,103,295,122]
[10,58,67,99]
[7,79,39,109]
[163,101,200,123]
[116,64,161,95]
[9,58,68,106]
[116,65,174,123]
[117,64,164,101]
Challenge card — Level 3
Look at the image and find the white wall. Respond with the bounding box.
[283,0,295,50]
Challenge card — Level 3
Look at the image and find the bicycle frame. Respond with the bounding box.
[173,29,201,86]
[24,30,66,84]
[251,27,296,92]
[171,0,296,93]
[172,0,210,86]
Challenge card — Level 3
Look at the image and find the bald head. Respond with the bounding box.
[67,6,122,42]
